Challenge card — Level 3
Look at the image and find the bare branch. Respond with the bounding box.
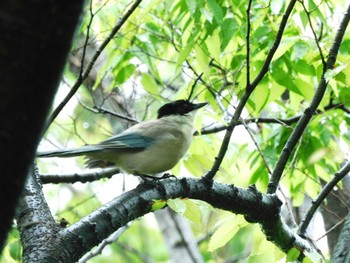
[78,223,132,263]
[246,0,253,87]
[298,161,350,236]
[43,0,143,132]
[300,0,326,66]
[40,168,120,184]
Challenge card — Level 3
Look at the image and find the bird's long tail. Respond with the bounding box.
[36,145,100,158]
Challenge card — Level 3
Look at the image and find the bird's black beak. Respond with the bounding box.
[192,102,207,110]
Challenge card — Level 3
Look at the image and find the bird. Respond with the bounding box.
[37,100,207,178]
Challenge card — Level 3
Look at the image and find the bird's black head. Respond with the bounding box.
[157,100,207,119]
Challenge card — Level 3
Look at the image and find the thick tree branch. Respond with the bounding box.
[16,165,62,262]
[18,168,317,262]
[43,0,143,132]
[59,178,314,261]
[267,3,350,194]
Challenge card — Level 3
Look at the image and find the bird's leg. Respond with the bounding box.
[134,172,159,183]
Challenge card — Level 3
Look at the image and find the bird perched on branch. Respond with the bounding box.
[37,100,207,178]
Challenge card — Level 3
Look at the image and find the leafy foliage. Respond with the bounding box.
[12,0,350,262]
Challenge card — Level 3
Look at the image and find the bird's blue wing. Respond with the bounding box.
[96,132,155,150]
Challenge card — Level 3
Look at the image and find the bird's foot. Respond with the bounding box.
[135,172,176,184]
[159,173,177,180]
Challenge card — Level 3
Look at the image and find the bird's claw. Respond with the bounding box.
[135,172,177,184]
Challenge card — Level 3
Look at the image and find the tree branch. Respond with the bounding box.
[246,0,253,87]
[203,0,297,180]
[40,168,120,184]
[200,102,350,135]
[43,0,143,132]
[267,2,350,194]
[250,0,297,90]
[59,178,316,261]
[18,168,319,262]
[298,161,350,236]
[16,165,62,262]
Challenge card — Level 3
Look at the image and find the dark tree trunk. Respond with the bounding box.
[0,0,84,250]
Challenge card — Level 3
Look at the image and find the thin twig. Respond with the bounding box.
[200,101,350,135]
[188,72,203,101]
[77,223,132,263]
[298,161,350,236]
[315,217,346,242]
[246,0,253,87]
[241,120,272,175]
[79,0,94,79]
[78,99,138,123]
[250,0,298,90]
[300,0,326,66]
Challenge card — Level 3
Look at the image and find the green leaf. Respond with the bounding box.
[201,7,213,23]
[183,199,202,225]
[195,44,210,73]
[185,0,197,14]
[304,249,324,263]
[167,199,203,225]
[205,29,221,61]
[249,80,270,114]
[207,0,223,24]
[272,37,298,61]
[114,64,136,85]
[293,41,309,61]
[208,215,245,251]
[177,42,194,66]
[183,154,208,176]
[167,198,187,214]
[9,239,22,261]
[221,18,236,51]
[141,73,159,95]
[286,247,300,261]
[325,63,349,82]
[151,200,167,211]
[270,0,285,15]
[271,68,304,96]
[339,87,350,107]
[294,78,314,101]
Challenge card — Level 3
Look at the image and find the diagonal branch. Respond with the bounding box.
[250,0,297,90]
[204,0,297,180]
[43,0,143,133]
[267,3,350,194]
[298,160,350,236]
